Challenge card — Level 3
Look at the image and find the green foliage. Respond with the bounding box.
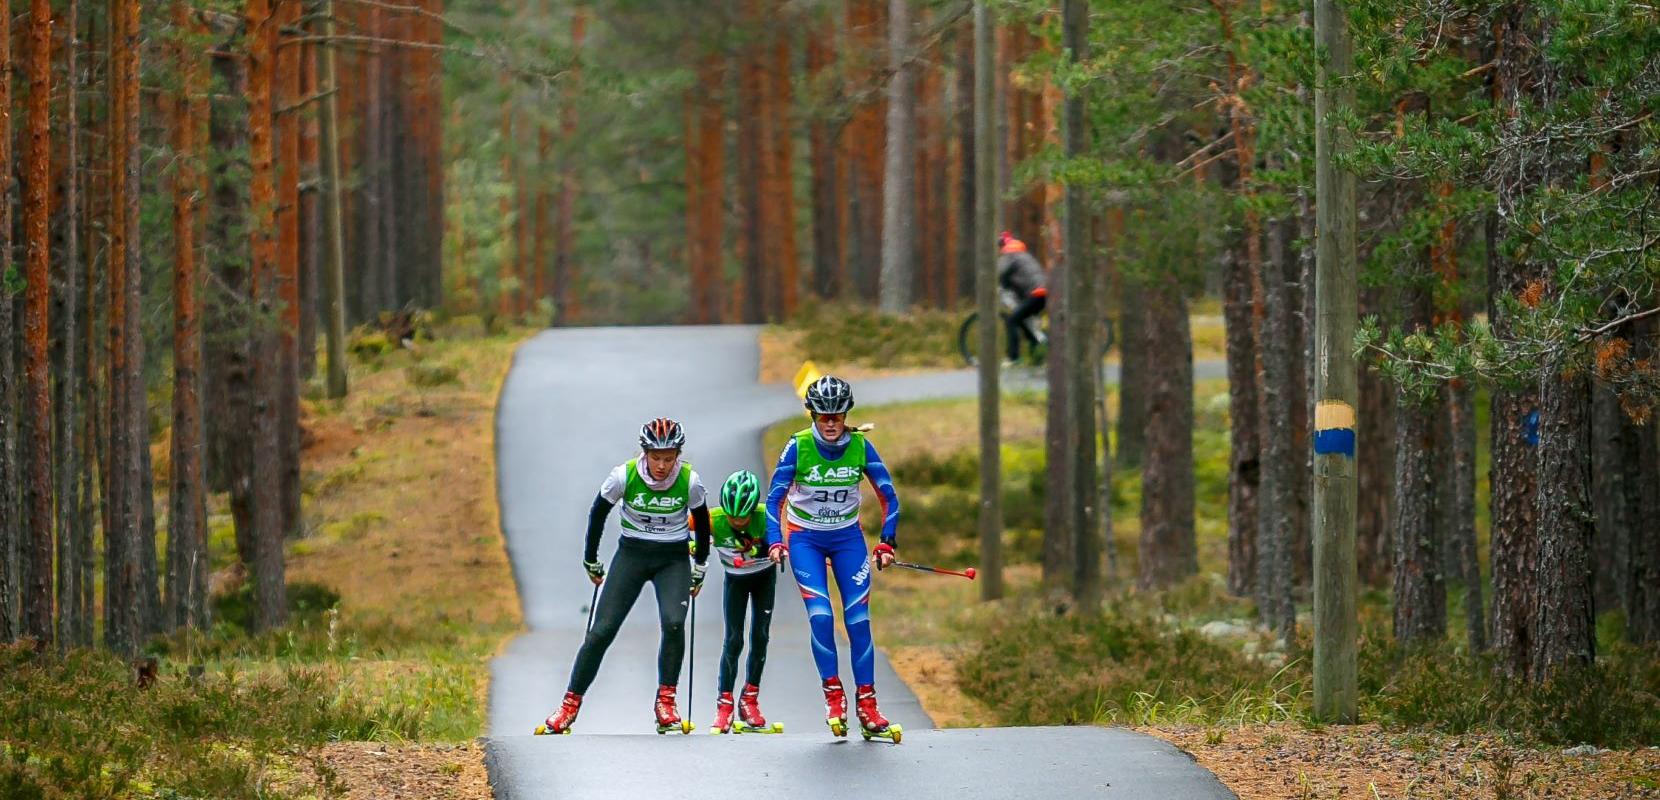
[348,330,395,362]
[0,643,404,799]
[211,581,342,636]
[406,363,462,388]
[780,303,966,370]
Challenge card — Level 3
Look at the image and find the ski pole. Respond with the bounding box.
[885,559,977,580]
[586,581,599,634]
[687,584,697,721]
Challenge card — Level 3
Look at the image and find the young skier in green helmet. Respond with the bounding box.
[707,470,784,734]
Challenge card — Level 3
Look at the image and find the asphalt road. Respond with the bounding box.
[484,325,1234,799]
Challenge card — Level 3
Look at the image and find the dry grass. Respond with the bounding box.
[1150,724,1660,800]
[297,742,493,800]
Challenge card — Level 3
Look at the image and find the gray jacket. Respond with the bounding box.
[997,251,1047,298]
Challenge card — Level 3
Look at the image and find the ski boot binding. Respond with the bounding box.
[655,684,694,734]
[822,677,849,738]
[534,691,582,735]
[733,683,784,734]
[710,692,736,734]
[856,684,902,744]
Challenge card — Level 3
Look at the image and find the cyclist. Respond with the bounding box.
[765,376,904,741]
[997,231,1048,365]
[535,417,713,735]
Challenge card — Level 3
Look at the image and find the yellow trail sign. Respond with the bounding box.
[793,361,823,399]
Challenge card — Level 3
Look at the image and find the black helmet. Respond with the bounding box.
[639,417,687,451]
[804,376,855,416]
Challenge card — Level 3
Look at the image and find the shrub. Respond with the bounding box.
[406,362,461,388]
[212,581,342,635]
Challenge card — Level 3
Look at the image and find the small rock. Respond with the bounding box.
[1199,620,1252,639]
[1561,745,1607,757]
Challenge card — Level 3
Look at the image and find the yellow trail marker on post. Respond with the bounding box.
[793,361,823,400]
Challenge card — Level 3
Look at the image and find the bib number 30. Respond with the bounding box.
[811,489,852,504]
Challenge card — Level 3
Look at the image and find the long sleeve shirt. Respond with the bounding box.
[765,428,900,548]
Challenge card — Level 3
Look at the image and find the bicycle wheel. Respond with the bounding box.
[958,312,1012,366]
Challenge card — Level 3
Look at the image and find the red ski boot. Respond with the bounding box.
[822,677,848,737]
[655,684,692,734]
[855,684,903,743]
[735,683,783,733]
[710,692,736,734]
[534,691,582,735]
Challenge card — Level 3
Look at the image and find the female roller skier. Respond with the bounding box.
[706,470,783,734]
[535,417,713,735]
[766,376,904,743]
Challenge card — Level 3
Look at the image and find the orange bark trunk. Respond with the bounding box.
[770,33,799,319]
[21,0,55,641]
[555,9,587,323]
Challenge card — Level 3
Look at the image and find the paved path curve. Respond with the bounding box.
[484,326,1234,799]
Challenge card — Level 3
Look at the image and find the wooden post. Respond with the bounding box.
[318,0,348,398]
[1312,0,1359,723]
[1062,0,1100,612]
[974,0,1002,601]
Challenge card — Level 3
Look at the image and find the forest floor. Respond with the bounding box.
[757,300,1227,383]
[801,395,1660,800]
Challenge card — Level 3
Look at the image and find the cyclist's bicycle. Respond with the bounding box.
[957,289,1115,366]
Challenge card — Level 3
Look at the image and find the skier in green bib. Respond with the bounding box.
[706,470,783,734]
[535,417,712,735]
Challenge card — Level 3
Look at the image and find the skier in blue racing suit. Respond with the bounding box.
[765,375,904,741]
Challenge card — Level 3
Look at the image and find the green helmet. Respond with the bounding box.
[720,470,762,518]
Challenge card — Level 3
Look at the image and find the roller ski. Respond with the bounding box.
[655,684,694,734]
[709,692,736,734]
[856,684,902,743]
[534,691,582,735]
[733,683,784,734]
[822,677,849,737]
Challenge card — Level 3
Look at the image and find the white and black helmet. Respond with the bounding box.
[639,417,687,451]
[804,376,855,416]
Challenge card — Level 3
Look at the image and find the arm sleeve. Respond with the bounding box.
[765,440,799,547]
[584,494,615,563]
[863,440,901,545]
[598,464,628,504]
[691,504,712,565]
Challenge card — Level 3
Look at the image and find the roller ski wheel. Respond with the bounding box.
[860,723,903,743]
[653,684,692,735]
[710,692,736,734]
[534,691,583,735]
[855,684,900,744]
[822,677,849,738]
[735,684,778,734]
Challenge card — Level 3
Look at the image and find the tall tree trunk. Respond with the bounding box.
[52,0,83,648]
[877,0,915,313]
[954,23,976,303]
[806,30,841,300]
[1356,288,1394,586]
[317,1,349,397]
[0,0,17,644]
[1449,377,1483,650]
[276,0,304,541]
[769,31,799,319]
[1391,262,1444,644]
[847,0,885,301]
[298,25,320,380]
[1590,384,1628,615]
[1043,252,1072,601]
[1062,0,1100,610]
[248,0,290,632]
[1257,217,1296,636]
[22,0,56,644]
[685,55,725,324]
[169,0,209,630]
[1138,278,1196,590]
[1530,364,1595,677]
[1222,246,1260,597]
[1627,416,1660,643]
[973,0,1002,600]
[1116,284,1148,470]
[534,127,550,309]
[554,9,586,324]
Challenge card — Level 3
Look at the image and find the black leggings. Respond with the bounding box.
[718,567,777,693]
[567,538,691,694]
[1007,294,1047,361]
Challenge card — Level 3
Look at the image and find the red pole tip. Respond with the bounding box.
[964,568,977,580]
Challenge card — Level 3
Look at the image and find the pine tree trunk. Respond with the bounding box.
[1530,364,1594,677]
[22,0,56,644]
[1043,252,1072,601]
[877,0,915,313]
[1449,378,1484,650]
[1223,246,1260,598]
[1591,384,1628,615]
[317,1,349,397]
[1257,217,1295,636]
[248,0,290,632]
[1138,277,1197,590]
[0,0,17,644]
[1627,418,1660,643]
[847,0,885,301]
[1356,287,1394,586]
[954,24,976,303]
[1391,263,1445,643]
[276,0,303,542]
[52,0,82,648]
[806,31,841,300]
[769,32,798,319]
[1116,284,1148,470]
[298,26,320,379]
[1063,0,1099,610]
[1487,223,1541,674]
[169,0,208,630]
[554,9,586,324]
[685,55,725,324]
